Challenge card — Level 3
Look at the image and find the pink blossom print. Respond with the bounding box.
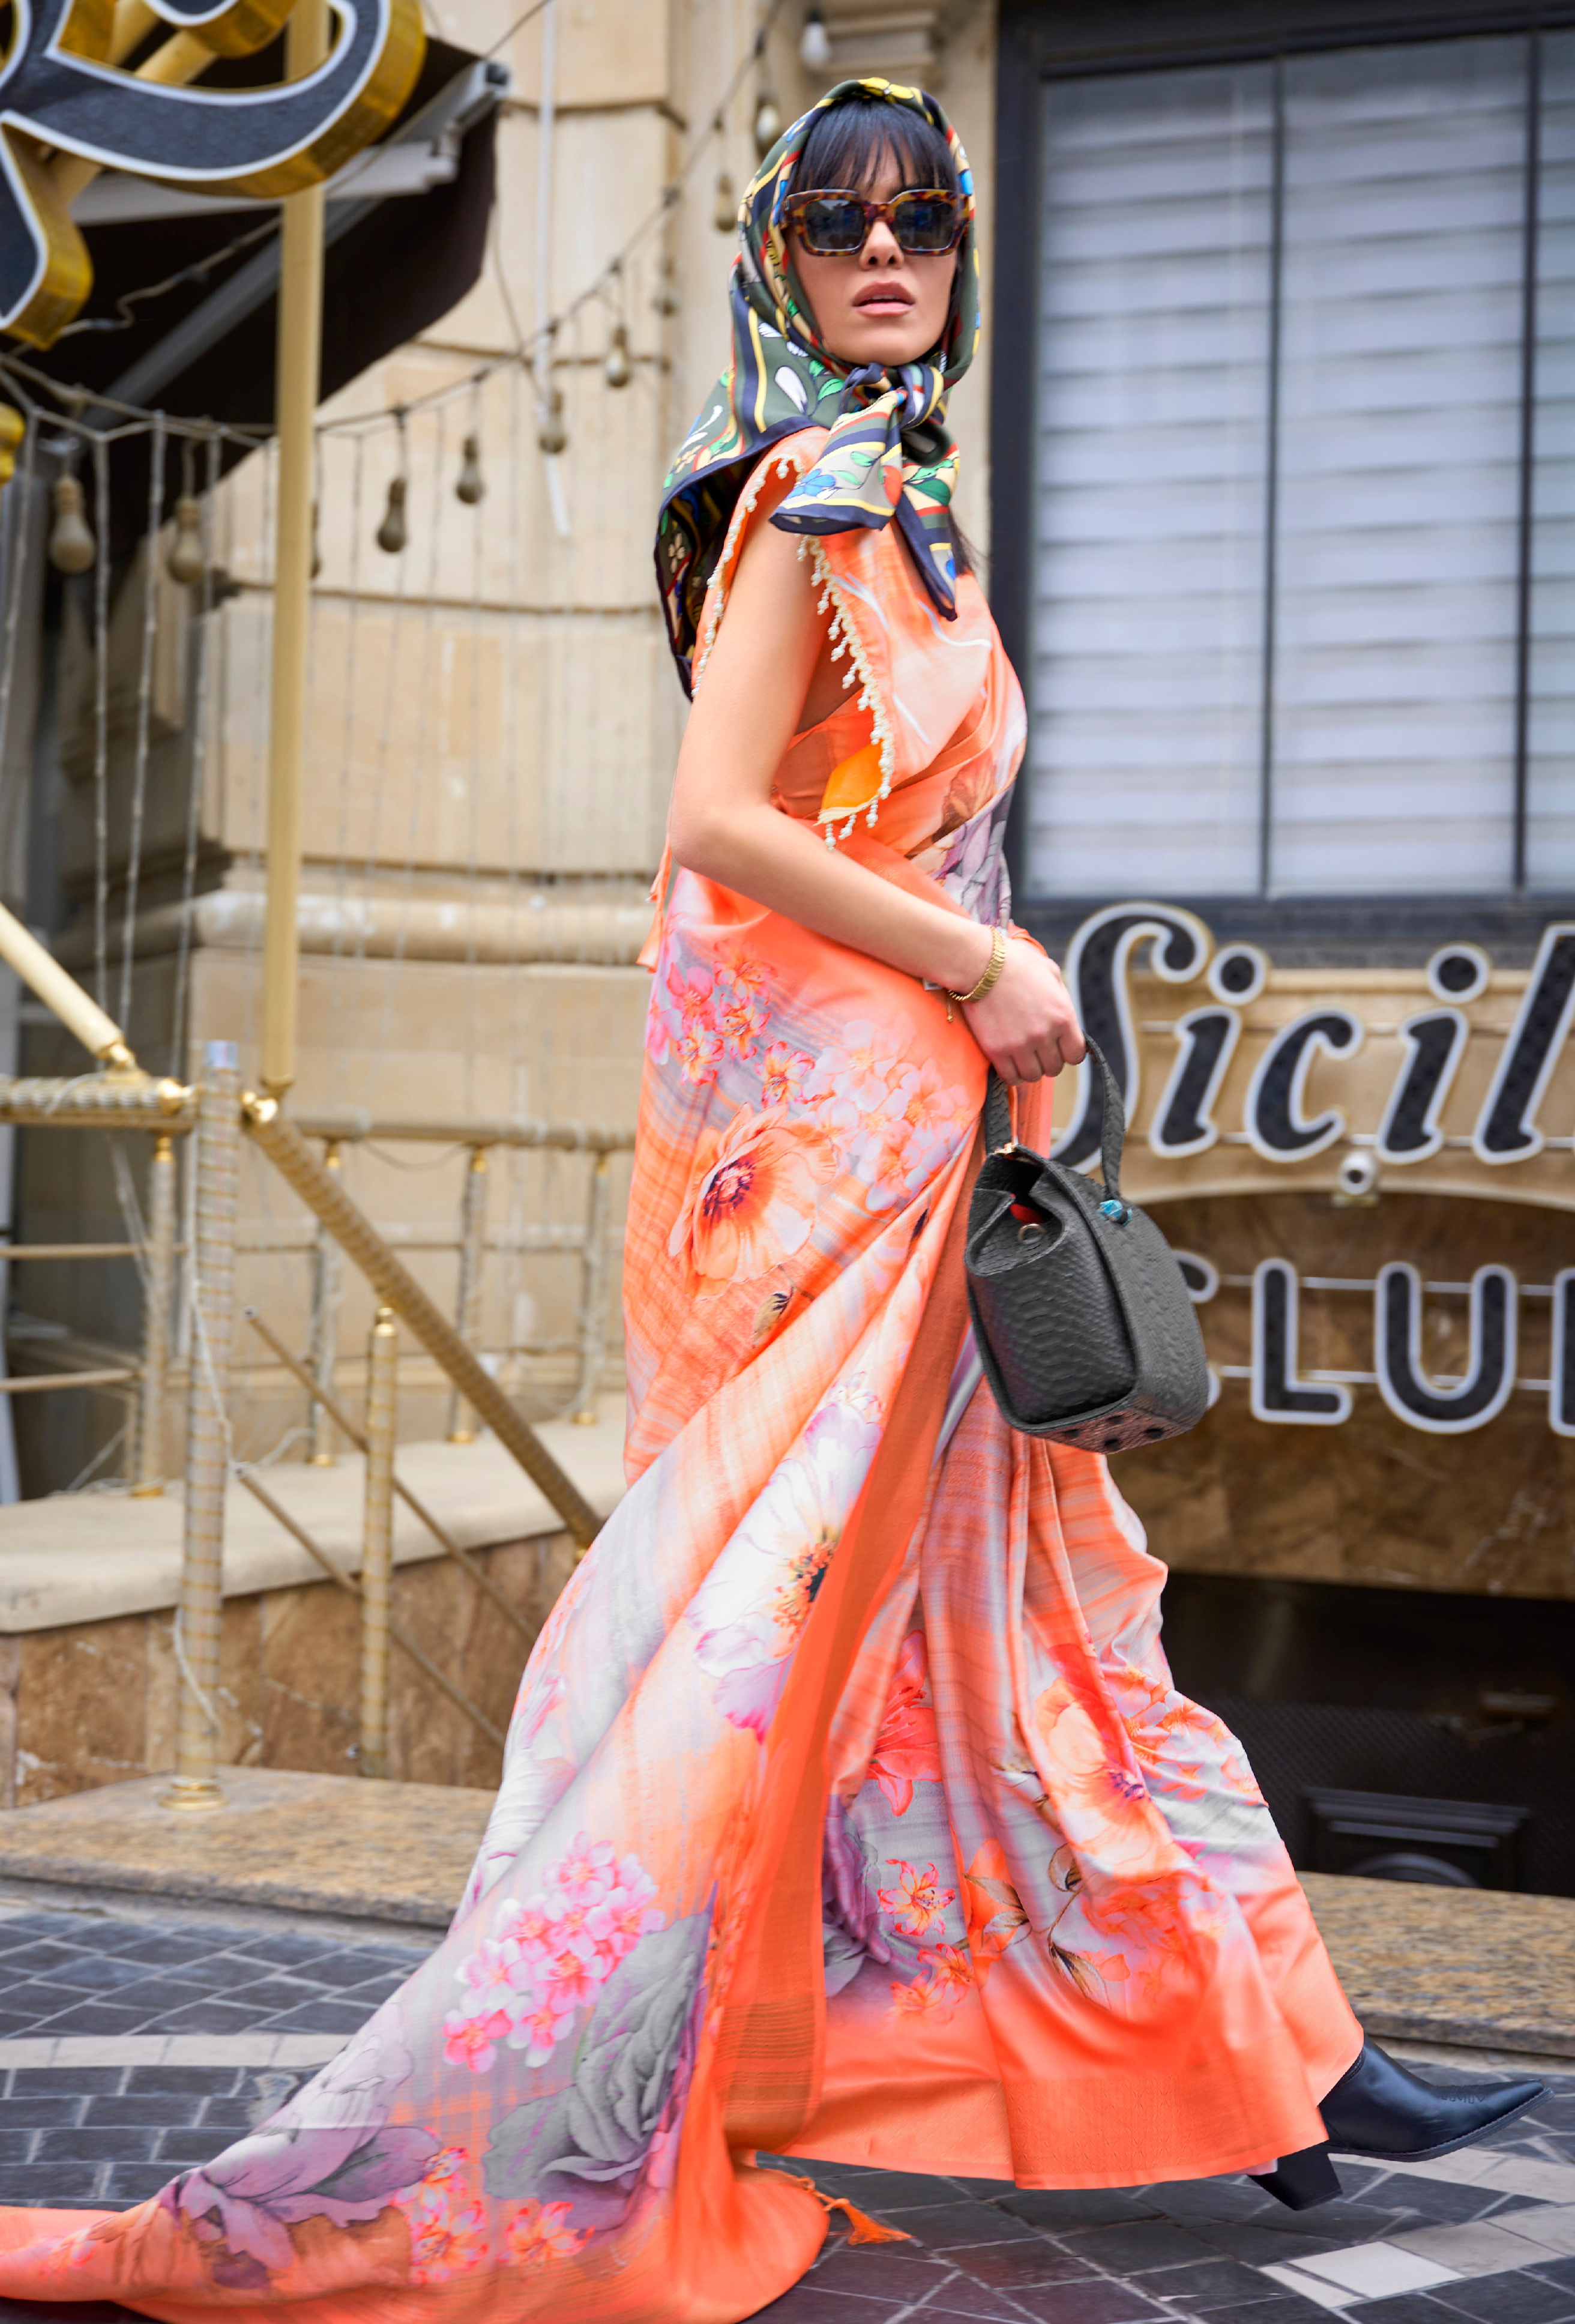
[506,2200,592,2265]
[449,1833,666,2071]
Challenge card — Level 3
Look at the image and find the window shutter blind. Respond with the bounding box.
[1269,39,1527,895]
[1529,30,1575,889]
[1030,65,1273,899]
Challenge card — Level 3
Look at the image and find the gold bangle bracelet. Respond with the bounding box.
[944,926,1008,1021]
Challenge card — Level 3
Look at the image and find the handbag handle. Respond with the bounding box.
[983,1036,1127,1202]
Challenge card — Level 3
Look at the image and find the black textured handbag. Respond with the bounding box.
[964,1039,1211,1450]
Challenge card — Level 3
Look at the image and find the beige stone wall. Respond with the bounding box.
[0,1529,577,1806]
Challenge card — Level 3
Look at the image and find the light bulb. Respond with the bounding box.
[456,433,485,504]
[713,171,738,234]
[752,92,783,158]
[604,324,633,390]
[537,386,568,458]
[376,473,408,555]
[166,493,205,587]
[48,472,95,574]
[799,4,831,70]
[652,257,680,318]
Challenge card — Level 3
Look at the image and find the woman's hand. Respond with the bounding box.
[964,939,1085,1084]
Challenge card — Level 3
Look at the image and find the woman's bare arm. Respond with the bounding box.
[667,513,1083,1083]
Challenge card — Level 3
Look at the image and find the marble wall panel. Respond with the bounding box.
[1113,1192,1574,1601]
[0,1532,576,1806]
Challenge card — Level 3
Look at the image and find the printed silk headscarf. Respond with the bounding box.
[655,76,980,695]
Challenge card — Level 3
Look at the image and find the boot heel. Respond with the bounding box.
[1250,2142,1341,2212]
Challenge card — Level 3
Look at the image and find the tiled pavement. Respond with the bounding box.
[0,1899,1570,2324]
[0,1903,431,2047]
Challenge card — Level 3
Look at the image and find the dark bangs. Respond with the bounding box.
[789,95,959,199]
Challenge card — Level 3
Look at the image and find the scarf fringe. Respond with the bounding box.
[775,2172,914,2246]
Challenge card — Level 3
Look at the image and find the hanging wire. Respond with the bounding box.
[118,411,167,1034]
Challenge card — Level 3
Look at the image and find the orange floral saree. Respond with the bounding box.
[0,432,1359,2324]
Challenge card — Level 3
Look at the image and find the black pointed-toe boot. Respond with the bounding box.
[1248,2041,1545,2214]
[1320,2040,1545,2163]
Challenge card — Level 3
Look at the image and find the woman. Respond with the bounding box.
[0,74,1540,2324]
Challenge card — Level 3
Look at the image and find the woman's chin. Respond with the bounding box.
[822,319,938,370]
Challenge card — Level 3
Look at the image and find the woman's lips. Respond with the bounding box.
[854,292,913,313]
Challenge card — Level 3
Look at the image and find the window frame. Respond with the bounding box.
[993,0,1575,962]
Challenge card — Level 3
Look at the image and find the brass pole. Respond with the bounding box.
[244,1307,536,1640]
[308,1138,342,1461]
[358,1303,397,1778]
[447,1145,488,1442]
[0,899,135,1071]
[163,1043,240,1811]
[260,0,329,1099]
[133,1130,178,1495]
[241,1093,603,1548]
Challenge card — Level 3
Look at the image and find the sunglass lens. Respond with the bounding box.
[800,197,867,253]
[894,195,958,252]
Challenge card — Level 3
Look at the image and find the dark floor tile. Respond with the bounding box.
[1531,2264,1575,2296]
[1346,2300,1463,2324]
[0,2132,35,2164]
[215,1976,325,2011]
[0,1981,94,2019]
[914,2280,1035,2320]
[0,1940,95,1976]
[198,2094,296,2127]
[340,1975,408,2005]
[154,2128,230,2167]
[35,2126,160,2164]
[1430,2276,1575,2324]
[20,1954,158,1994]
[1062,2223,1218,2274]
[941,2244,1095,2290]
[103,2163,178,2203]
[1250,2204,1402,2242]
[1005,2280,1167,2324]
[9,2067,121,2093]
[1142,2185,1283,2228]
[294,1948,423,1987]
[226,1930,344,1967]
[1005,2192,1164,2231]
[1133,2257,1284,2310]
[750,2289,899,2321]
[1189,2226,1343,2268]
[251,1999,375,2033]
[0,2011,46,2035]
[0,2166,104,2203]
[0,2094,85,2125]
[843,2172,984,2211]
[124,2068,241,2096]
[150,1955,292,1994]
[143,2000,282,2036]
[1188,2301,1329,2324]
[104,1932,224,1967]
[809,2249,957,2301]
[894,2206,1041,2250]
[28,2002,151,2036]
[85,2095,206,2128]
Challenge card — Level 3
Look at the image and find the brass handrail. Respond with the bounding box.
[241,1094,603,1550]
